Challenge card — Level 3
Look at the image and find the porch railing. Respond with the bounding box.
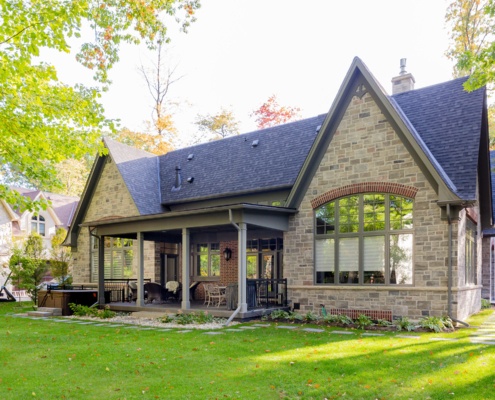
[248,278,288,309]
[104,279,151,303]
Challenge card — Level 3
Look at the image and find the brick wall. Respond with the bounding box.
[284,90,461,319]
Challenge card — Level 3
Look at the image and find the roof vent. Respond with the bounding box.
[187,177,194,183]
[316,125,321,134]
[172,165,182,191]
[187,154,194,161]
[251,139,259,148]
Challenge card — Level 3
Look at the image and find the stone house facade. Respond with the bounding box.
[67,58,491,321]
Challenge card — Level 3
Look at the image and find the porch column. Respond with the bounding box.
[98,235,105,306]
[181,228,191,309]
[136,232,145,307]
[238,222,248,313]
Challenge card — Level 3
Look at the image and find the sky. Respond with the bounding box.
[53,0,454,146]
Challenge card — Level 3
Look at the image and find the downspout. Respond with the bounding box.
[225,209,241,326]
[447,203,469,327]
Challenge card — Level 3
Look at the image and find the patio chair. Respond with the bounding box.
[203,283,212,306]
[208,285,226,308]
[128,281,138,302]
[165,281,182,302]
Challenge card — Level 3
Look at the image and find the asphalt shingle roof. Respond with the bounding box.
[104,138,164,215]
[159,115,326,205]
[392,77,485,200]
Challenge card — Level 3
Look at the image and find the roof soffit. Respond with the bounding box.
[286,57,460,208]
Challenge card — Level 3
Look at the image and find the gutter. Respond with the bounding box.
[447,203,469,327]
[224,209,241,326]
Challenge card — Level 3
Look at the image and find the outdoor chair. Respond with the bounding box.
[165,281,181,302]
[128,281,138,302]
[208,285,226,308]
[203,283,212,306]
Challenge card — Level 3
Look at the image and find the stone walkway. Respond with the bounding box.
[7,312,495,345]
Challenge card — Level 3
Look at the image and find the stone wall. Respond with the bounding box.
[284,90,460,319]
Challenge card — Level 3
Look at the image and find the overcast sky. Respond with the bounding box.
[54,0,454,145]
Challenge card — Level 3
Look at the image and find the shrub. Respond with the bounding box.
[394,316,416,332]
[481,298,492,309]
[419,316,445,333]
[160,314,174,323]
[441,316,454,330]
[287,312,304,322]
[335,314,353,326]
[376,319,392,327]
[195,311,214,324]
[269,310,289,320]
[68,303,115,319]
[304,311,320,322]
[322,314,339,324]
[354,314,373,329]
[174,312,195,325]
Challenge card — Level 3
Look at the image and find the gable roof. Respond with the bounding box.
[287,57,487,208]
[104,138,163,215]
[392,77,485,200]
[158,115,325,205]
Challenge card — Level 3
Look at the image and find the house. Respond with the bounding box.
[0,188,79,292]
[66,57,491,322]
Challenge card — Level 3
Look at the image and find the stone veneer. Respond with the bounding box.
[72,157,147,283]
[284,90,480,320]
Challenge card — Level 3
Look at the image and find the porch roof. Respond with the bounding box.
[80,203,297,236]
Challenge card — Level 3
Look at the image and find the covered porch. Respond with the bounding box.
[83,204,295,320]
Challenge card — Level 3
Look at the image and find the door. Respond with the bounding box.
[160,254,178,287]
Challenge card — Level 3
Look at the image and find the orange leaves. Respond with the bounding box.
[251,95,301,129]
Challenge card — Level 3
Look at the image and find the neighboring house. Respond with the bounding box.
[66,58,492,322]
[0,188,79,290]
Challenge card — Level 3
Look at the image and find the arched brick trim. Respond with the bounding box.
[311,182,419,209]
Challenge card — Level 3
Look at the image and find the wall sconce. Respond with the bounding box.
[223,247,232,261]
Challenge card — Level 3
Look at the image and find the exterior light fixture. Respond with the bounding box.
[223,247,232,261]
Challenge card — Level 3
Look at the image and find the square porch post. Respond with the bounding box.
[181,228,190,309]
[98,235,105,306]
[136,232,145,307]
[238,222,248,313]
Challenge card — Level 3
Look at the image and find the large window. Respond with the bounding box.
[31,215,45,236]
[465,222,476,285]
[91,237,134,282]
[194,243,220,278]
[315,193,413,285]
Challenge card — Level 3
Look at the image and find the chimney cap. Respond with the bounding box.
[400,58,407,75]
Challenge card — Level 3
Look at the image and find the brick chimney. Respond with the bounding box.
[391,58,415,94]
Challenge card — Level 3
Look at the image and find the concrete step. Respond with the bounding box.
[27,311,54,318]
[37,307,62,316]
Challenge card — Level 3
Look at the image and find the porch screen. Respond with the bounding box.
[91,237,134,282]
[314,193,413,285]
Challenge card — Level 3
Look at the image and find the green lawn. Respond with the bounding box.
[0,302,494,399]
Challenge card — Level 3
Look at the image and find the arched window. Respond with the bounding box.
[31,215,45,237]
[315,194,413,285]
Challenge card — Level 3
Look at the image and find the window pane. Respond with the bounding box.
[316,202,335,234]
[39,223,45,236]
[315,239,335,283]
[197,254,208,276]
[197,244,208,253]
[390,234,413,284]
[465,227,475,285]
[390,196,413,230]
[39,215,45,221]
[124,249,133,278]
[210,243,220,252]
[339,196,359,233]
[363,236,385,284]
[363,194,385,231]
[31,222,37,233]
[211,254,220,276]
[247,240,258,252]
[247,255,258,279]
[339,237,359,283]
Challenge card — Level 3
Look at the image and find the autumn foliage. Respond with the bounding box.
[251,95,301,129]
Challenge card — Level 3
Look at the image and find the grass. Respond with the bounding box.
[0,302,494,399]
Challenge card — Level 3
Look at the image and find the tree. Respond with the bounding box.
[139,41,180,144]
[195,107,240,141]
[50,227,72,285]
[251,95,301,129]
[445,0,495,88]
[445,0,495,147]
[0,0,200,211]
[54,158,90,197]
[9,233,48,304]
[115,128,174,155]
